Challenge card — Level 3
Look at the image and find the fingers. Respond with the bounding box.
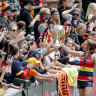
[20,83,24,89]
[3,83,8,90]
[6,57,13,65]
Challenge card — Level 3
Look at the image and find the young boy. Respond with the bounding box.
[27,57,56,83]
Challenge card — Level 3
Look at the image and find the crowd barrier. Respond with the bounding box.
[4,64,96,96]
[4,79,79,96]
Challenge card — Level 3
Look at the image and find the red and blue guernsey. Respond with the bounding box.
[78,52,95,81]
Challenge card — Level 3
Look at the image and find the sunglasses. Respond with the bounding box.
[73,14,79,16]
[12,29,17,32]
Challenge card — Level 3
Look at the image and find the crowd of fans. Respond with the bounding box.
[0,0,96,96]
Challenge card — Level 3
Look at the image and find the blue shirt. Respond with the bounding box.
[12,58,24,77]
[0,15,9,30]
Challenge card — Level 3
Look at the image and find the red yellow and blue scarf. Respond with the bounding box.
[1,13,10,24]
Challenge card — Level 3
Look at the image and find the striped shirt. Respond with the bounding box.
[78,53,95,81]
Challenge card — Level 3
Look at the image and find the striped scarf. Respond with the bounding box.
[1,13,10,24]
[39,17,52,44]
[57,71,69,96]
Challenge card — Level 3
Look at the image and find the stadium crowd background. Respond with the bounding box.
[0,0,96,96]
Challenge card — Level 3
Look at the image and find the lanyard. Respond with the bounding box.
[83,52,90,67]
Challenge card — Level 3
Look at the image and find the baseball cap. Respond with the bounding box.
[27,57,41,63]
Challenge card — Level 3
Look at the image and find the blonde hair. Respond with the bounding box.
[86,3,96,18]
[39,8,50,18]
[50,13,60,25]
[76,23,86,34]
[86,39,96,52]
[64,37,73,44]
[90,31,96,36]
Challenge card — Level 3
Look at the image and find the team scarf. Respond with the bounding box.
[57,70,69,96]
[39,17,52,44]
[1,13,10,24]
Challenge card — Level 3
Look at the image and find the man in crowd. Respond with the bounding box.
[0,2,12,30]
[34,8,50,42]
[17,0,39,36]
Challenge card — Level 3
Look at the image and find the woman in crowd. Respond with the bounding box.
[64,21,80,45]
[62,3,78,21]
[74,0,85,21]
[75,23,86,45]
[58,37,74,65]
[59,37,73,58]
[35,36,57,60]
[86,3,96,20]
[71,8,84,28]
[7,43,33,79]
[89,31,96,42]
[48,7,60,26]
[7,22,31,44]
[61,39,96,96]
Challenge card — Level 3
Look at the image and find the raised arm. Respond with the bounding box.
[62,4,78,17]
[0,66,6,82]
[28,15,39,28]
[36,73,56,81]
[60,43,83,57]
[73,42,81,51]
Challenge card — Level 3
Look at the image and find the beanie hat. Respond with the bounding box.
[50,7,58,16]
[83,33,91,40]
[1,3,12,11]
